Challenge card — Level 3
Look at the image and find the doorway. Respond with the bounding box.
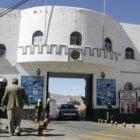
[47,72,93,119]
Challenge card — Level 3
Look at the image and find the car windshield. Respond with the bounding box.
[61,104,76,109]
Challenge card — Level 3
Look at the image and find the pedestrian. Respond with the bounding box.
[0,77,7,123]
[34,99,44,122]
[45,97,51,120]
[106,103,113,122]
[1,78,29,136]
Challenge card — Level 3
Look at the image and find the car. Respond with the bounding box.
[56,104,80,120]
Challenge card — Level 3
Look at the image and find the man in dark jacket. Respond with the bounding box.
[1,78,29,136]
[106,103,113,122]
[0,77,7,118]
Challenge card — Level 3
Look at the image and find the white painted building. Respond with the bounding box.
[0,6,140,122]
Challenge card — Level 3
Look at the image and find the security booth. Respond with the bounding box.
[119,90,137,123]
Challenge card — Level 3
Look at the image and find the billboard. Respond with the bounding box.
[21,76,44,105]
[96,79,116,106]
[120,90,137,114]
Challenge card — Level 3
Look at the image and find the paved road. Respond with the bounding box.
[1,119,140,140]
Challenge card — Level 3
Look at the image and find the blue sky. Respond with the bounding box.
[49,78,86,96]
[1,0,139,96]
[1,0,140,24]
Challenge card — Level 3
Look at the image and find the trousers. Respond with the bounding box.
[7,107,22,134]
[106,112,113,122]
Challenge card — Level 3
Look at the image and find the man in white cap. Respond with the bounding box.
[45,97,51,119]
[0,77,7,119]
[34,99,44,122]
[0,78,7,107]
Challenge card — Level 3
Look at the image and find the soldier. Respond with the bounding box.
[106,103,113,122]
[45,97,51,119]
[34,99,44,122]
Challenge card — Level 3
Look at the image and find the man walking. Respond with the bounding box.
[1,78,29,136]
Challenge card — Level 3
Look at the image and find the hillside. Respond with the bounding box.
[50,93,85,106]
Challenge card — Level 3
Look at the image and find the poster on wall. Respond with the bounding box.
[21,76,44,105]
[120,90,137,114]
[96,79,116,106]
[120,100,136,114]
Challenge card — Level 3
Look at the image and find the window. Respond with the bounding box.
[70,32,82,46]
[0,44,6,57]
[105,38,112,51]
[125,47,135,59]
[124,82,134,90]
[32,31,43,45]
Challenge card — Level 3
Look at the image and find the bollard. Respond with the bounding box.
[115,121,118,127]
[43,119,48,129]
[123,122,126,128]
[131,123,135,130]
[110,120,113,126]
[104,120,107,124]
[38,124,43,135]
[98,119,101,123]
[101,119,104,124]
[32,118,39,124]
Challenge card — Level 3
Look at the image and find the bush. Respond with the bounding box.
[79,109,86,117]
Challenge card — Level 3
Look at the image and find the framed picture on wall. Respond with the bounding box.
[21,76,44,105]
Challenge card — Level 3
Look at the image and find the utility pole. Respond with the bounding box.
[103,0,106,49]
[44,0,48,45]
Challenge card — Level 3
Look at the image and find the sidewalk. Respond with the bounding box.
[0,118,39,137]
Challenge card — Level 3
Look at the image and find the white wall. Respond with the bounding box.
[1,6,140,109]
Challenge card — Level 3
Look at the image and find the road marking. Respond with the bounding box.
[65,138,79,140]
[107,128,140,134]
[41,136,46,140]
[91,132,140,140]
[79,134,115,140]
[101,130,140,136]
[41,129,47,140]
[114,127,140,132]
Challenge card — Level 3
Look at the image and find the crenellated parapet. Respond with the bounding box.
[18,44,68,55]
[17,44,120,63]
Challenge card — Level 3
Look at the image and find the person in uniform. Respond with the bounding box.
[34,99,44,122]
[45,97,51,119]
[106,103,113,122]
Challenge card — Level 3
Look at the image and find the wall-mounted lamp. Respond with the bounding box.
[36,68,41,76]
[101,72,105,79]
